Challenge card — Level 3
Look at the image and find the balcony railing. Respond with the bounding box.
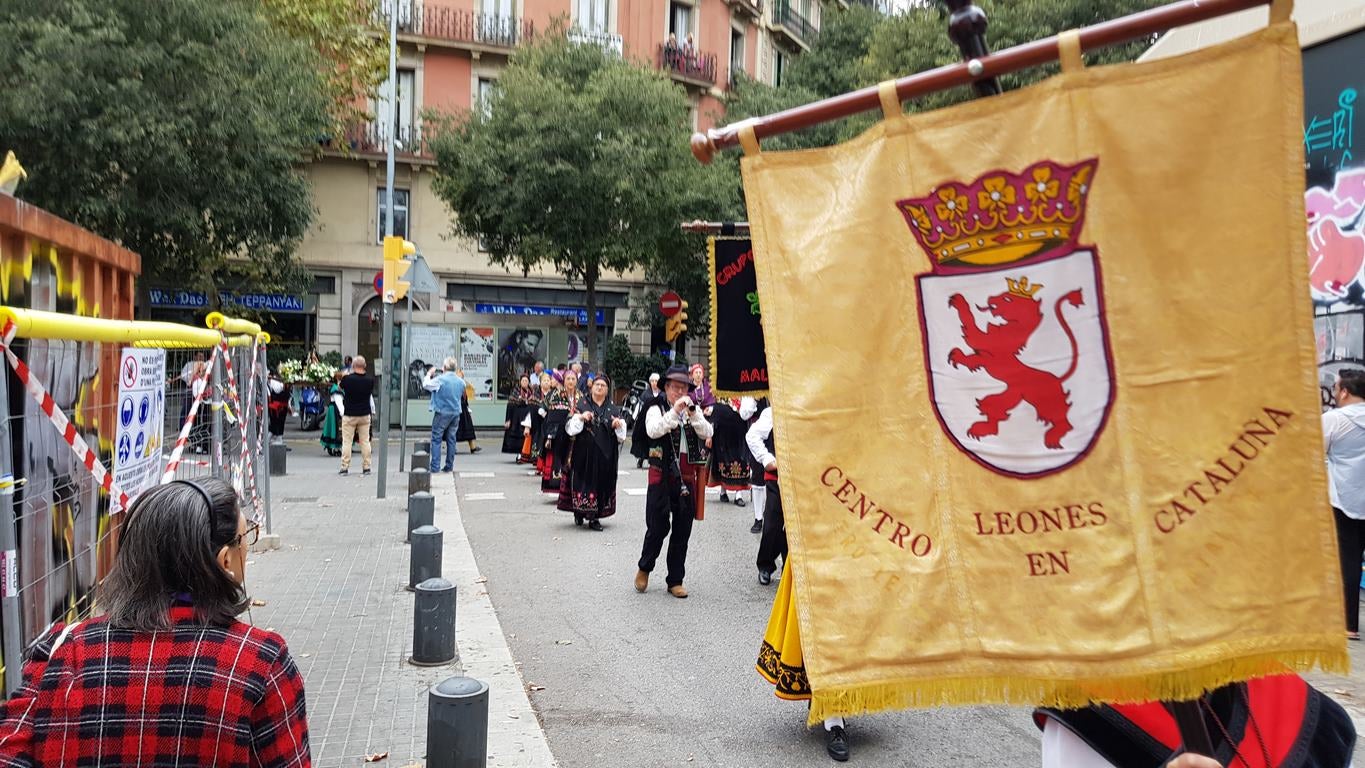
[373,0,534,49]
[567,27,624,55]
[723,0,763,17]
[659,44,717,86]
[325,123,431,159]
[772,0,816,44]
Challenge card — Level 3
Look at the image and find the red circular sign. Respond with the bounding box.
[373,270,384,295]
[659,291,682,318]
[121,355,138,388]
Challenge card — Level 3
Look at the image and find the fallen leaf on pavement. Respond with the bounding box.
[364,753,388,762]
[250,599,267,607]
[527,684,546,691]
[474,576,488,584]
[554,639,573,645]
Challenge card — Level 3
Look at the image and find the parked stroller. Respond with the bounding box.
[298,385,324,431]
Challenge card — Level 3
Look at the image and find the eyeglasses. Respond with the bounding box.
[232,521,261,548]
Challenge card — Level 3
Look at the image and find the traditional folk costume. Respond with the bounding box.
[502,385,533,456]
[540,388,579,494]
[320,381,342,457]
[529,385,555,470]
[518,389,542,464]
[1035,674,1355,767]
[708,397,755,505]
[558,394,627,529]
[457,385,479,452]
[267,376,291,440]
[749,407,849,762]
[634,366,713,599]
[629,387,663,468]
[747,398,770,533]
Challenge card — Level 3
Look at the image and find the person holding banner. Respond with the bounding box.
[634,365,713,599]
[559,376,628,530]
[503,374,534,456]
[541,370,581,494]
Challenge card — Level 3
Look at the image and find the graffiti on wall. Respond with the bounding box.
[1305,28,1364,309]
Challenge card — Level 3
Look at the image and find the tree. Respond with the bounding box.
[785,4,884,99]
[258,0,388,140]
[429,31,735,364]
[0,0,331,302]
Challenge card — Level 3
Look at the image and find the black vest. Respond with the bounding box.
[646,403,708,471]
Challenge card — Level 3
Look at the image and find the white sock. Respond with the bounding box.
[751,486,766,520]
[824,717,844,731]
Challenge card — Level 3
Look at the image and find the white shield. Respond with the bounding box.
[916,249,1114,478]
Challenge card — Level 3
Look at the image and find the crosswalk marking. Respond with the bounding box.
[623,488,648,496]
[460,472,495,478]
[463,492,506,501]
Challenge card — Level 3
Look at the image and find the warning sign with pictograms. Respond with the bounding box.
[114,348,166,509]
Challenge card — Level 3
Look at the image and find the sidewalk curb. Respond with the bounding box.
[429,475,559,768]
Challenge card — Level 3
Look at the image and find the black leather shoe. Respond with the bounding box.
[749,519,763,534]
[574,515,584,527]
[826,726,849,762]
[636,459,644,469]
[758,570,772,586]
[588,520,603,531]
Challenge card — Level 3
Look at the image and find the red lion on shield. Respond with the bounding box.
[946,276,1084,449]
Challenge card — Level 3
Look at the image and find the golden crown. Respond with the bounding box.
[1006,277,1043,299]
[896,158,1098,268]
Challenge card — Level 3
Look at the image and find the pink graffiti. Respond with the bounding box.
[1308,168,1365,301]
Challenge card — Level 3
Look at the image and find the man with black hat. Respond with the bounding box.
[635,364,714,599]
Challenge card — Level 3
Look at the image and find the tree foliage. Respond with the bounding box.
[429,31,736,363]
[258,0,388,139]
[0,0,331,298]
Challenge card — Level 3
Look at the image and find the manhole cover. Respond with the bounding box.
[281,496,319,503]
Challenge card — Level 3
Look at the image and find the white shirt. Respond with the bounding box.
[746,408,774,469]
[645,399,714,442]
[1324,402,1365,519]
[565,406,628,442]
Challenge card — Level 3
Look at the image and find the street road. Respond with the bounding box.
[452,446,1042,767]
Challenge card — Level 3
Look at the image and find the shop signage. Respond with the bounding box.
[474,302,606,325]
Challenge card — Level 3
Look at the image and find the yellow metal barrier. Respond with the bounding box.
[205,312,262,336]
[0,307,259,348]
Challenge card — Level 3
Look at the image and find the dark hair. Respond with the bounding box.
[1341,369,1365,399]
[102,479,248,631]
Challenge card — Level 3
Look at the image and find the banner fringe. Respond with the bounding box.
[806,645,1349,725]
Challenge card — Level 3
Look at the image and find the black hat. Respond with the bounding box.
[662,365,694,390]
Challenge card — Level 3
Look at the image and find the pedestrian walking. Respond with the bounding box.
[337,355,375,475]
[0,479,311,766]
[267,368,292,443]
[456,370,481,454]
[541,371,582,494]
[559,375,628,530]
[634,365,713,599]
[709,397,754,506]
[631,373,663,469]
[187,360,210,455]
[504,375,534,457]
[746,397,770,534]
[1324,368,1365,640]
[528,375,557,470]
[746,405,785,585]
[424,358,465,474]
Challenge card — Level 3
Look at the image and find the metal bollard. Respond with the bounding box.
[406,491,434,543]
[409,525,443,589]
[412,449,430,473]
[409,467,431,495]
[428,676,489,768]
[268,442,287,476]
[416,439,431,455]
[410,577,456,666]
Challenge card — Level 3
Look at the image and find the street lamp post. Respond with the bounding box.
[377,0,399,499]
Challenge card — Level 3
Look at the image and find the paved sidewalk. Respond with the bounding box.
[248,440,555,767]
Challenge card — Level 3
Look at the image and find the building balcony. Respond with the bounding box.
[723,0,763,19]
[770,0,816,49]
[373,0,534,52]
[322,123,435,164]
[659,45,717,88]
[567,27,624,56]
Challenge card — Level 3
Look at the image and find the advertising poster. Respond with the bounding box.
[460,327,496,401]
[498,327,547,398]
[113,348,166,512]
[406,325,457,399]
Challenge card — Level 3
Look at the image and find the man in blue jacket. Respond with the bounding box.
[423,358,466,473]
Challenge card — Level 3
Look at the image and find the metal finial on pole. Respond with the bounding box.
[943,0,1001,97]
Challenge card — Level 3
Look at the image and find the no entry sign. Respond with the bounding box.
[659,291,683,317]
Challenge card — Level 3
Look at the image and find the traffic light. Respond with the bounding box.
[665,300,689,343]
[381,236,417,303]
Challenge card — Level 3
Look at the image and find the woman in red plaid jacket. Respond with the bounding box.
[0,479,310,767]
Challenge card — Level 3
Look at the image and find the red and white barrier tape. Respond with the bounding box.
[160,345,221,484]
[0,321,132,513]
[238,338,263,516]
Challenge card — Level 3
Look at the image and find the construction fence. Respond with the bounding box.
[0,307,274,695]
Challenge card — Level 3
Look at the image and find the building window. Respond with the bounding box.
[375,68,416,147]
[775,51,787,87]
[477,77,496,117]
[377,188,410,243]
[310,275,337,295]
[668,1,692,39]
[574,0,608,33]
[729,28,745,84]
[481,0,512,22]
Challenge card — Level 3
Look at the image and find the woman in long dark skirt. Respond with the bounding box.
[455,371,481,454]
[709,397,753,506]
[502,375,533,456]
[541,370,581,494]
[528,375,556,469]
[558,376,627,530]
